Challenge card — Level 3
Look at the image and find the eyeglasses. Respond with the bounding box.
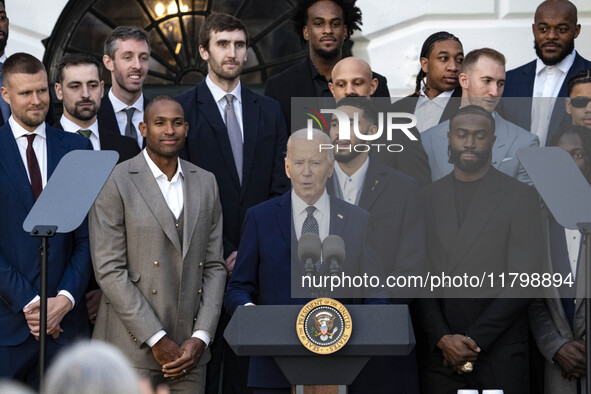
[569,97,591,108]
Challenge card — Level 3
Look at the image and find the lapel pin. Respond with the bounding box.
[371,180,379,191]
[337,214,343,219]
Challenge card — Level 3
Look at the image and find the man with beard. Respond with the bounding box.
[416,105,544,394]
[98,26,150,148]
[422,48,539,184]
[565,69,591,129]
[53,53,140,332]
[0,52,92,388]
[501,0,591,146]
[326,97,425,394]
[264,0,391,131]
[175,13,289,394]
[329,57,432,186]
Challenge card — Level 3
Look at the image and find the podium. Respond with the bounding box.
[225,304,415,393]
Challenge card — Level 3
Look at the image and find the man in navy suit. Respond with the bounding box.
[225,128,386,392]
[98,26,150,148]
[175,13,289,394]
[0,53,92,387]
[501,0,591,146]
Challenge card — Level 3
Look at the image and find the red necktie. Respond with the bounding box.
[25,134,42,200]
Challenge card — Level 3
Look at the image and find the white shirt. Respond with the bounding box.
[334,157,370,206]
[142,151,211,347]
[565,228,581,280]
[292,189,330,241]
[60,115,101,150]
[205,75,244,140]
[109,88,144,146]
[11,117,75,309]
[531,50,576,146]
[414,88,454,133]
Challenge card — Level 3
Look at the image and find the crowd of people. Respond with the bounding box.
[1,0,591,393]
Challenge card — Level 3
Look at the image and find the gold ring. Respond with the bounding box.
[461,361,473,372]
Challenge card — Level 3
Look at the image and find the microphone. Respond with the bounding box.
[298,233,322,278]
[322,235,346,276]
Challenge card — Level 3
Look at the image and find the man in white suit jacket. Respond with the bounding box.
[421,48,539,184]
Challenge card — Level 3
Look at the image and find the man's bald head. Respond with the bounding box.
[329,57,378,99]
[535,0,577,25]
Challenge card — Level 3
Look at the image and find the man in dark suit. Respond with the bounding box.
[326,97,425,394]
[0,53,92,388]
[393,31,464,134]
[264,0,390,131]
[53,53,140,331]
[225,128,386,392]
[416,105,544,394]
[501,0,591,146]
[0,0,9,127]
[175,13,289,394]
[98,26,150,148]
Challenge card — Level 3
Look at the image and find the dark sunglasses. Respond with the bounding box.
[569,97,591,108]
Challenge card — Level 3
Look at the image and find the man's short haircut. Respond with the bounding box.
[292,0,362,45]
[548,124,591,185]
[55,53,102,84]
[2,52,46,86]
[103,26,150,59]
[461,48,506,74]
[144,95,184,120]
[199,13,249,51]
[0,1,6,8]
[335,96,378,126]
[288,127,334,161]
[450,104,495,133]
[415,31,462,94]
[567,69,591,96]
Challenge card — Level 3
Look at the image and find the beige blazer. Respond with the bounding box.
[90,153,226,370]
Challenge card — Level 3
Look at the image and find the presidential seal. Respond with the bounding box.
[296,298,352,354]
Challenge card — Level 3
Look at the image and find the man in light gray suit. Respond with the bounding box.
[421,48,539,184]
[90,95,226,393]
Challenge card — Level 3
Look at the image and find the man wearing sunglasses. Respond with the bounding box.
[566,70,591,129]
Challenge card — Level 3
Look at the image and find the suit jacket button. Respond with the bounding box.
[152,290,158,294]
[154,261,159,267]
[198,289,202,294]
[199,262,203,267]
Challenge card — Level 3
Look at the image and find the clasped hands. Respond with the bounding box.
[554,340,586,381]
[22,295,72,340]
[437,334,481,374]
[152,336,206,380]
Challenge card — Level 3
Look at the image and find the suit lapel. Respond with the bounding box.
[129,155,182,254]
[491,116,516,169]
[329,196,347,238]
[197,82,241,189]
[358,159,387,211]
[0,124,35,210]
[431,122,452,180]
[432,175,459,256]
[241,88,259,197]
[46,127,67,179]
[181,161,201,259]
[449,169,505,268]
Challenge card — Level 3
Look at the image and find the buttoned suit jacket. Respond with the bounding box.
[90,153,227,370]
[501,52,591,141]
[416,168,544,393]
[421,114,540,184]
[55,121,140,164]
[175,81,290,257]
[0,123,92,347]
[529,211,586,394]
[224,191,386,388]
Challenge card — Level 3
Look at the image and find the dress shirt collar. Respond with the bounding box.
[292,188,330,218]
[419,86,454,100]
[206,74,242,105]
[143,149,184,183]
[59,115,99,138]
[108,88,144,113]
[0,53,6,63]
[10,116,46,140]
[535,50,576,76]
[334,156,369,192]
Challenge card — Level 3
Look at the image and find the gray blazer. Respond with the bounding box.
[421,112,539,184]
[529,212,586,394]
[90,153,226,370]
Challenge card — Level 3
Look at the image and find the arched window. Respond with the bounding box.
[44,0,307,95]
